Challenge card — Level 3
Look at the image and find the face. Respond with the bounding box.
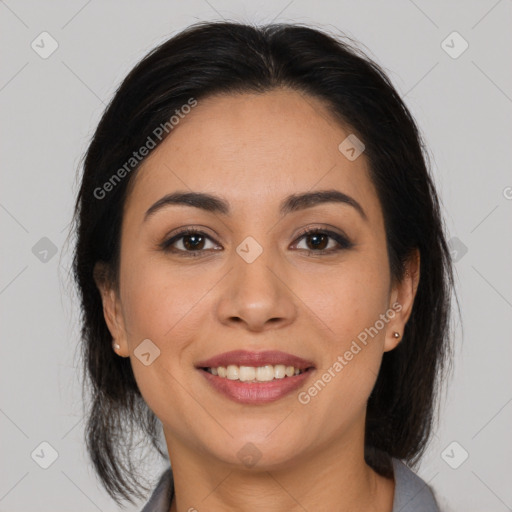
[97,89,418,471]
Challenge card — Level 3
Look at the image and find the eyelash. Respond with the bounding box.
[159,226,354,257]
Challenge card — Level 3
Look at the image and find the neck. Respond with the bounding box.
[165,424,395,512]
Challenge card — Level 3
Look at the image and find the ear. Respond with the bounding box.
[93,262,129,357]
[384,249,420,352]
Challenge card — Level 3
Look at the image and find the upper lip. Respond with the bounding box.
[195,350,315,370]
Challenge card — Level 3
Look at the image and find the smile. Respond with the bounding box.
[195,349,316,404]
[203,364,307,382]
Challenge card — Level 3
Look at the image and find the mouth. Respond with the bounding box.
[195,350,316,404]
[200,364,313,382]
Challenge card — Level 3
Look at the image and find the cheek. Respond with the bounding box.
[119,251,208,344]
[297,257,390,346]
[293,254,390,412]
[118,253,208,425]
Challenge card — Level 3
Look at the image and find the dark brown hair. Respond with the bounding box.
[72,20,455,506]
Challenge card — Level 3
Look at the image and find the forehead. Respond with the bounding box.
[124,89,380,221]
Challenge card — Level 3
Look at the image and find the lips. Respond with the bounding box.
[196,350,315,405]
[195,350,315,371]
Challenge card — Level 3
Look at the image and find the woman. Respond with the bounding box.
[72,20,454,511]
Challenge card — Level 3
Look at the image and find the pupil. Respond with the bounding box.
[308,233,327,250]
[184,234,204,250]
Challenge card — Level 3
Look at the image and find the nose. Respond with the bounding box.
[215,248,297,332]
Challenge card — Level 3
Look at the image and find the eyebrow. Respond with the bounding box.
[144,189,367,222]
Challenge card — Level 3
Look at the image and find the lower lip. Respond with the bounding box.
[198,368,315,404]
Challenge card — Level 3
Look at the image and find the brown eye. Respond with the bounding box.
[303,232,330,251]
[294,228,353,253]
[161,229,219,255]
[181,233,206,251]
[160,227,353,257]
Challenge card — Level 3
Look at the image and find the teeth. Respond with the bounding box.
[239,366,256,382]
[256,365,274,381]
[274,364,286,379]
[206,364,305,381]
[226,365,239,380]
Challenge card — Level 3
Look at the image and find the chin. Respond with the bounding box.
[204,433,305,472]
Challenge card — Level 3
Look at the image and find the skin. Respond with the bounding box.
[96,89,420,512]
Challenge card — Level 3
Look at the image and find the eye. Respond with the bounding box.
[160,228,220,256]
[293,227,353,254]
[160,226,353,257]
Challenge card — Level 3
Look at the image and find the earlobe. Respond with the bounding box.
[384,249,421,352]
[384,329,402,352]
[93,262,128,356]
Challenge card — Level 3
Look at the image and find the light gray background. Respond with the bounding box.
[1,1,511,511]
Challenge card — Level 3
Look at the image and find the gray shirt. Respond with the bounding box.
[140,457,440,511]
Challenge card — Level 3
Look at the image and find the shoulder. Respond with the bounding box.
[140,466,174,512]
[391,458,441,512]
